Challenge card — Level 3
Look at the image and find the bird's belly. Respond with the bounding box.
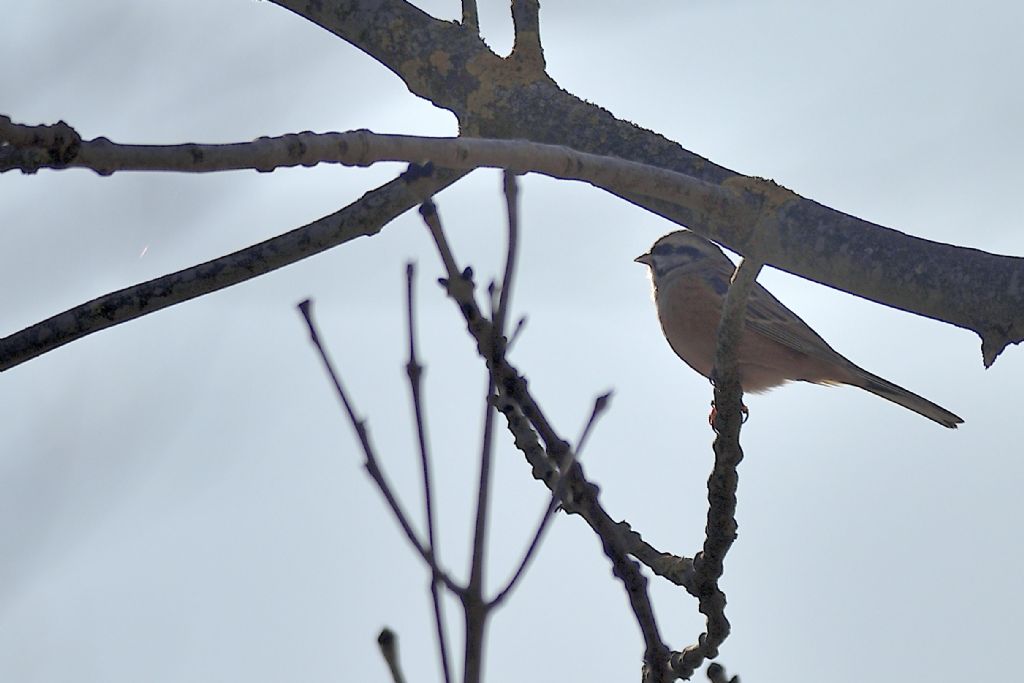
[656,277,723,380]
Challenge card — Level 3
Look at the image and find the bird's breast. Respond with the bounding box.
[655,274,724,380]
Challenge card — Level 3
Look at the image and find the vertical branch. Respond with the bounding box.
[418,200,487,683]
[495,172,519,336]
[510,0,545,69]
[464,371,495,683]
[671,246,763,678]
[466,174,523,682]
[404,263,453,683]
[462,0,479,34]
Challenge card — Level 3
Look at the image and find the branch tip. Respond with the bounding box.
[377,628,407,683]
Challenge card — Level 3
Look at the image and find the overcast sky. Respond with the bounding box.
[2,2,1023,682]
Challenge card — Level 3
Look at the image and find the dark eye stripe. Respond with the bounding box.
[652,244,703,260]
[650,243,706,279]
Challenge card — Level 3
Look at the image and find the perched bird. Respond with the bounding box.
[635,230,963,428]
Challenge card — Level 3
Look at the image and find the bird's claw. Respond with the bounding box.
[708,401,749,431]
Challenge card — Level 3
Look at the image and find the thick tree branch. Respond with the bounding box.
[271,0,488,111]
[7,115,1020,366]
[263,0,1023,366]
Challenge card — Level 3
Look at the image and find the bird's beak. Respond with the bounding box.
[635,253,653,266]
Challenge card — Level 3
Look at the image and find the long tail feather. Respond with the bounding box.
[849,370,963,429]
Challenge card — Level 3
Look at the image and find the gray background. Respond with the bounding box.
[2,1,1021,681]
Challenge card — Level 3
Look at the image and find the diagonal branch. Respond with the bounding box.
[377,629,408,683]
[271,0,486,111]
[420,199,673,682]
[489,391,612,610]
[0,167,466,372]
[297,299,464,598]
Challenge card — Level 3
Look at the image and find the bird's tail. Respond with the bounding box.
[848,368,963,429]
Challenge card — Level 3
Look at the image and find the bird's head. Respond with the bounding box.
[635,230,729,285]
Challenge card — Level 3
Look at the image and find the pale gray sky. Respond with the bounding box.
[2,2,1022,682]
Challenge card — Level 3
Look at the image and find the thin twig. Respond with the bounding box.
[420,207,672,682]
[706,662,740,683]
[468,173,522,610]
[297,298,463,597]
[507,316,527,350]
[575,391,613,456]
[464,371,495,683]
[419,199,695,594]
[404,263,454,683]
[495,171,520,336]
[420,200,497,683]
[377,628,408,683]
[490,391,612,609]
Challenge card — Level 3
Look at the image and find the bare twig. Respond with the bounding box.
[419,200,494,683]
[490,391,612,609]
[1,166,466,372]
[491,390,695,587]
[466,172,522,621]
[463,372,495,683]
[706,662,740,683]
[404,263,453,683]
[420,205,672,682]
[495,172,520,337]
[507,316,527,350]
[575,391,613,456]
[377,628,407,683]
[297,298,463,597]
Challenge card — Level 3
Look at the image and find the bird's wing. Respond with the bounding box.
[742,281,848,364]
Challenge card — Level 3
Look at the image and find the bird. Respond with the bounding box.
[635,230,963,428]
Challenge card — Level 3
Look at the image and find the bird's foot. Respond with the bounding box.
[708,401,749,432]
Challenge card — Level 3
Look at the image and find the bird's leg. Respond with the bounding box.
[707,371,748,431]
[708,401,749,431]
